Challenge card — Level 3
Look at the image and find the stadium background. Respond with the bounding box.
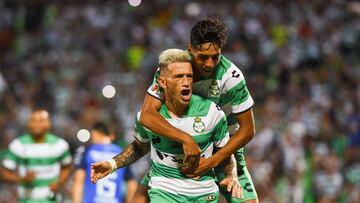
[0,0,359,202]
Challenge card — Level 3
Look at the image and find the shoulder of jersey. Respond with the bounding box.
[218,55,233,71]
[213,55,234,79]
[191,94,212,104]
[191,95,221,113]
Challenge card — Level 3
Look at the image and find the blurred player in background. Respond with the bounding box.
[141,18,258,203]
[72,122,137,203]
[1,109,72,203]
[91,49,242,203]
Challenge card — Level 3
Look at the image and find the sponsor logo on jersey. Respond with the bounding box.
[193,117,205,133]
[151,83,160,93]
[204,195,216,201]
[209,80,220,96]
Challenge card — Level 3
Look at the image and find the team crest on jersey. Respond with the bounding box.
[209,80,220,96]
[193,117,205,133]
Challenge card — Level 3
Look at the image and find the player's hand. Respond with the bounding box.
[181,137,201,172]
[49,182,60,193]
[21,171,36,184]
[220,175,243,199]
[91,161,112,183]
[183,157,214,177]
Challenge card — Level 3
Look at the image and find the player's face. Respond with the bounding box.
[28,110,51,137]
[163,62,193,105]
[188,43,221,78]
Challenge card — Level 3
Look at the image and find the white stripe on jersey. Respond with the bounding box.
[18,163,60,179]
[228,123,239,135]
[17,185,53,200]
[134,131,150,143]
[231,97,254,114]
[61,155,72,165]
[149,176,219,196]
[2,159,16,170]
[9,139,69,158]
[222,63,245,90]
[214,133,230,148]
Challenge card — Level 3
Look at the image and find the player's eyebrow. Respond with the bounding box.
[198,53,220,58]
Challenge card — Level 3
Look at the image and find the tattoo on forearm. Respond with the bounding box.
[112,141,149,168]
[224,155,237,177]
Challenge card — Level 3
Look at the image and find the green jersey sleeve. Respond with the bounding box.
[223,64,254,114]
[59,140,72,166]
[2,140,20,170]
[133,111,150,143]
[147,68,164,101]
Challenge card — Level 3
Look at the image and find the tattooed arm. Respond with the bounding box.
[90,139,150,183]
[218,155,243,199]
[114,139,150,168]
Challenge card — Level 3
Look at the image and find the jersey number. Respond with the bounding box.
[96,172,118,198]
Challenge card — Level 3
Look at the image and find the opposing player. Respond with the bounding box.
[72,122,137,203]
[141,18,258,202]
[91,49,242,202]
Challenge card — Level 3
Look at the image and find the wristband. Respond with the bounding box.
[107,159,117,173]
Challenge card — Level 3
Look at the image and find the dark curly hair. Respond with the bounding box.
[190,17,228,49]
[92,121,110,136]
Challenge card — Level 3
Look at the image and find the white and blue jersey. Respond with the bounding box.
[74,144,134,203]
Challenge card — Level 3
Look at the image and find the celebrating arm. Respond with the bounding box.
[188,109,255,176]
[90,139,149,183]
[140,94,201,170]
[113,139,150,169]
[209,109,255,168]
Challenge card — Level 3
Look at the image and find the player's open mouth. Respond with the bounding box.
[181,89,191,101]
[202,67,212,73]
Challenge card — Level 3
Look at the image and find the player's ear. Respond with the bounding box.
[187,43,192,52]
[157,76,167,89]
[46,119,51,131]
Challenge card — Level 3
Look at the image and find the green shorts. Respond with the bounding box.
[149,188,219,203]
[140,170,151,186]
[215,165,257,203]
[140,166,257,203]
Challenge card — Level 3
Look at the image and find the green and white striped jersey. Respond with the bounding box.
[2,133,72,202]
[134,95,230,197]
[147,55,254,166]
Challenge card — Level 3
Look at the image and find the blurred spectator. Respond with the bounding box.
[0,0,359,202]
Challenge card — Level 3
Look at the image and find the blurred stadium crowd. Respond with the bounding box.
[0,0,359,202]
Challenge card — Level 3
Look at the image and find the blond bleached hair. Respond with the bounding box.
[158,49,191,73]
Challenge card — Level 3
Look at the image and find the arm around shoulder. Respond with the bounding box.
[211,108,255,167]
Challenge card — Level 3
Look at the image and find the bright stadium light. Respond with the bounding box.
[128,0,141,7]
[102,85,116,99]
[185,2,201,16]
[77,129,90,143]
